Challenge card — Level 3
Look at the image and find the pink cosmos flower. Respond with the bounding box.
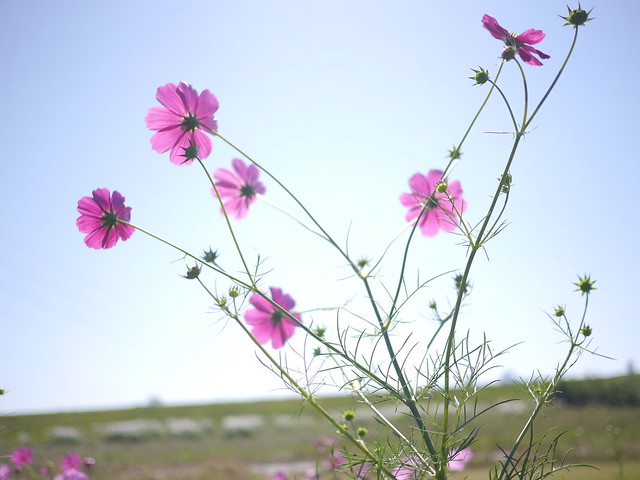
[60,453,81,472]
[0,464,10,480]
[77,188,134,249]
[448,447,472,472]
[245,287,302,349]
[266,473,287,480]
[482,14,550,66]
[399,169,466,237]
[53,470,88,480]
[213,158,266,219]
[11,446,33,467]
[145,82,219,165]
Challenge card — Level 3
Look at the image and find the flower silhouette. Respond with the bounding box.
[482,14,550,66]
[77,188,134,249]
[145,82,219,165]
[245,287,301,349]
[400,169,465,237]
[213,158,266,219]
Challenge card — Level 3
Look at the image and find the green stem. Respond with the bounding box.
[197,159,254,285]
[118,222,408,405]
[496,293,590,480]
[197,278,399,480]
[524,27,580,131]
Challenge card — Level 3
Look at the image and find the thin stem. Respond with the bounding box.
[197,279,398,480]
[487,80,519,133]
[257,193,326,241]
[515,59,529,127]
[496,293,590,480]
[524,27,580,131]
[207,129,359,272]
[444,62,506,179]
[198,159,254,285]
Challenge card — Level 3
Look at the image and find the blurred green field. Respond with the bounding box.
[1,377,639,479]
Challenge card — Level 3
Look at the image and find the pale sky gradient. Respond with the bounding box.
[1,0,639,414]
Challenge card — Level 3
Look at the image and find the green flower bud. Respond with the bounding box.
[561,4,593,27]
[314,326,327,338]
[554,306,565,317]
[229,286,240,298]
[357,427,368,438]
[436,181,448,193]
[469,67,489,86]
[342,410,356,422]
[202,248,220,264]
[357,257,370,269]
[448,146,462,160]
[581,325,592,337]
[185,265,201,279]
[502,47,516,61]
[575,274,596,295]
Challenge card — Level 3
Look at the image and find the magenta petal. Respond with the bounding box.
[145,107,181,130]
[192,129,213,159]
[177,82,199,114]
[155,83,186,116]
[77,196,103,218]
[517,28,545,45]
[517,46,542,66]
[482,14,509,40]
[196,89,219,118]
[151,127,184,154]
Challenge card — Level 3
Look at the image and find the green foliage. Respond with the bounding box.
[556,375,640,406]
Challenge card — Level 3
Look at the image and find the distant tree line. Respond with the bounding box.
[555,375,640,406]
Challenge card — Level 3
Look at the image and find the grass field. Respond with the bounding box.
[1,379,639,479]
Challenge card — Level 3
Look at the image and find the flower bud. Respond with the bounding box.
[436,181,448,193]
[229,286,240,298]
[185,265,201,279]
[554,306,565,317]
[202,248,220,264]
[357,427,368,438]
[342,410,355,422]
[469,67,489,86]
[574,274,596,295]
[502,47,516,61]
[314,326,327,338]
[561,4,593,27]
[581,325,592,337]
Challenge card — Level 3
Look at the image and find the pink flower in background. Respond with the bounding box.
[11,446,33,467]
[400,169,466,237]
[392,458,420,480]
[213,158,266,219]
[60,453,81,472]
[245,287,301,349]
[266,472,287,480]
[53,470,88,480]
[145,82,219,165]
[482,14,550,66]
[448,447,473,471]
[76,188,134,249]
[0,463,10,480]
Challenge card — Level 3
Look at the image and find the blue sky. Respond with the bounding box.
[1,0,638,414]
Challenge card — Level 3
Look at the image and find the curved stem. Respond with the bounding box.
[257,193,326,241]
[524,27,580,131]
[487,80,519,133]
[515,59,529,128]
[196,278,398,480]
[198,159,254,285]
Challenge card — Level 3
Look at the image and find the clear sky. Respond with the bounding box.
[1,0,638,414]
